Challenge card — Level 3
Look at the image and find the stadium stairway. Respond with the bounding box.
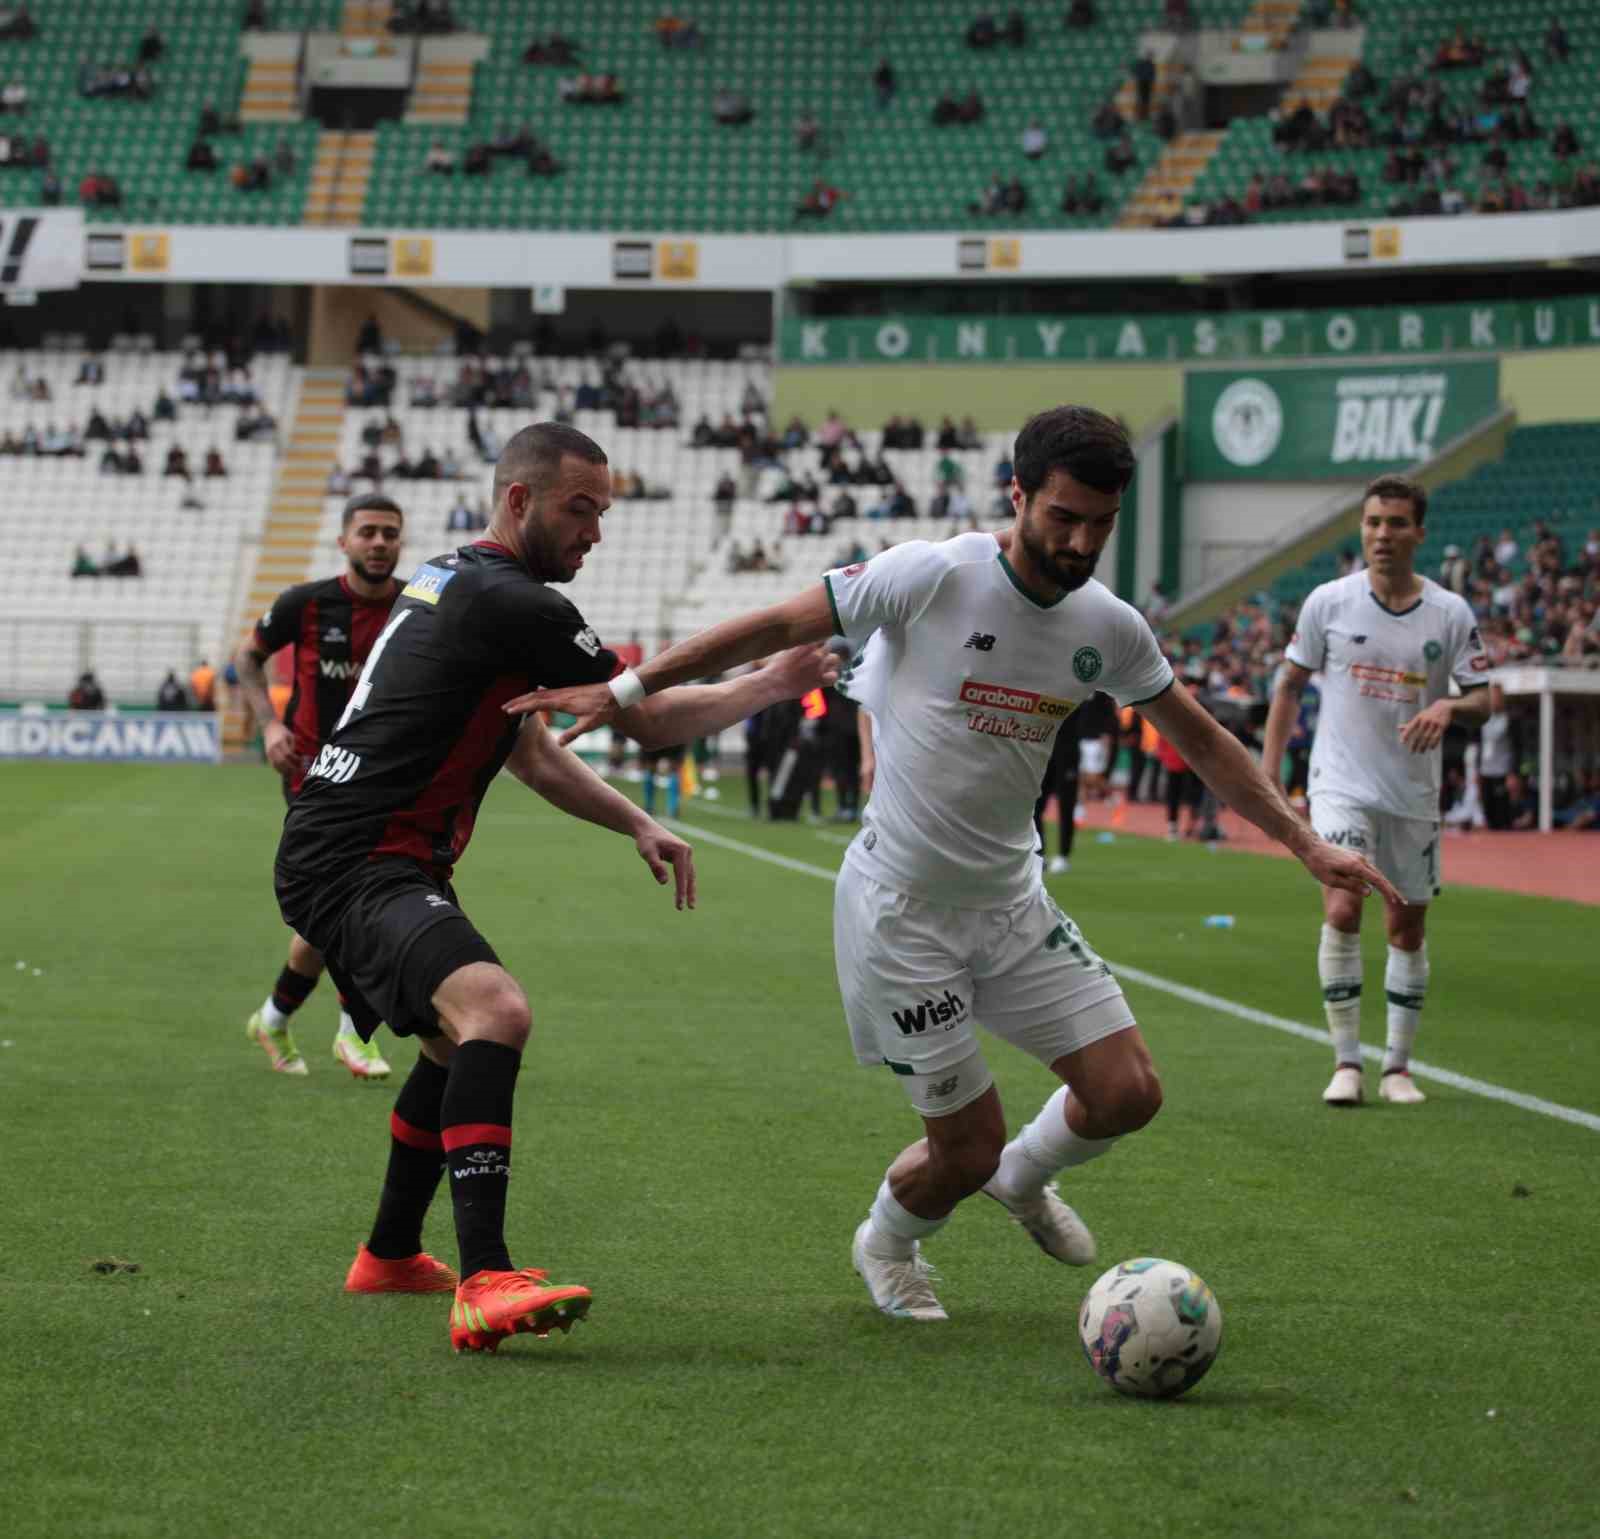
[407,52,476,127]
[342,0,394,41]
[305,130,374,226]
[240,55,300,124]
[1118,129,1225,227]
[226,369,345,749]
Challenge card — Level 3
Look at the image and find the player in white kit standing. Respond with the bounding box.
[1261,475,1491,1108]
[507,406,1396,1320]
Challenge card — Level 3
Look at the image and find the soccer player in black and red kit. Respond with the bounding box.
[275,424,836,1350]
[235,493,405,1080]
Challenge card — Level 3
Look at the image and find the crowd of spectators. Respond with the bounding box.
[388,0,457,35]
[68,543,142,579]
[1180,17,1598,226]
[423,123,563,180]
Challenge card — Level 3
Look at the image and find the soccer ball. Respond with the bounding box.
[1078,1258,1222,1399]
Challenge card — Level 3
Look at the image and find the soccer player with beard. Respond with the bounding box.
[511,406,1398,1321]
[236,493,406,1081]
[274,424,836,1349]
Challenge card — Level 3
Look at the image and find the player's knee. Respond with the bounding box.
[460,982,531,1047]
[1104,1066,1163,1134]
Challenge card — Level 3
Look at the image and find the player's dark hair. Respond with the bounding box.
[1364,474,1427,525]
[1012,405,1135,497]
[494,422,608,501]
[341,491,405,529]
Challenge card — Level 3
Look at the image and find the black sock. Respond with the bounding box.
[270,964,318,1017]
[367,1055,450,1259]
[440,1040,521,1279]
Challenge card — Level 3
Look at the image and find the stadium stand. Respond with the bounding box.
[0,344,290,698]
[1179,0,1600,225]
[0,0,326,224]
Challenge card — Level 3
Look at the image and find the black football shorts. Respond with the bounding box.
[274,857,498,1040]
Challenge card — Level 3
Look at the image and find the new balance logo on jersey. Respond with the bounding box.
[964,632,997,652]
[307,743,362,784]
[891,990,968,1036]
[319,659,361,681]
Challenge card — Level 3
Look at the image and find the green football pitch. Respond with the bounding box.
[3,762,1596,1539]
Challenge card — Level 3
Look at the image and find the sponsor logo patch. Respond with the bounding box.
[958,680,1077,718]
[573,626,601,658]
[891,990,968,1036]
[1351,663,1427,687]
[402,563,456,606]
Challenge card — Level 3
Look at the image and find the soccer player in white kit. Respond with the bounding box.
[509,407,1395,1320]
[1261,475,1491,1108]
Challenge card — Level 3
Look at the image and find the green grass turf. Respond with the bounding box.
[2,762,1597,1539]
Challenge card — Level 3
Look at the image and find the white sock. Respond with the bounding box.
[988,1085,1118,1202]
[1383,943,1428,1074]
[336,1011,361,1039]
[1318,924,1363,1066]
[259,997,288,1031]
[864,1178,949,1261]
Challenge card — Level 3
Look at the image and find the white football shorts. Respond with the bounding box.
[1310,793,1440,905]
[1079,738,1110,776]
[833,862,1135,1114]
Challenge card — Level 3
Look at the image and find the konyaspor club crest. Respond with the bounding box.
[1212,378,1284,468]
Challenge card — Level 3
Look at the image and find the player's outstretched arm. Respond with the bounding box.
[502,585,838,736]
[507,716,695,909]
[1260,661,1312,793]
[588,644,838,752]
[1140,683,1403,904]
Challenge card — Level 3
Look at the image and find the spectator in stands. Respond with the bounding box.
[106,544,142,578]
[713,88,753,126]
[157,672,187,711]
[231,157,272,191]
[524,33,579,65]
[1105,130,1136,175]
[78,170,121,208]
[966,12,998,49]
[796,110,820,152]
[203,447,227,478]
[872,59,896,109]
[958,89,984,124]
[138,25,164,64]
[75,356,104,386]
[39,167,60,203]
[795,178,843,219]
[462,141,490,175]
[1132,49,1156,119]
[1092,96,1123,140]
[527,141,562,177]
[1494,527,1520,567]
[1066,0,1096,26]
[69,672,107,710]
[0,78,26,113]
[933,91,961,126]
[1003,8,1026,46]
[424,138,456,174]
[71,546,97,578]
[1021,119,1048,158]
[1545,17,1570,63]
[1553,120,1580,159]
[163,444,190,479]
[187,137,218,172]
[243,0,269,27]
[972,170,1006,215]
[273,138,296,176]
[1164,0,1193,27]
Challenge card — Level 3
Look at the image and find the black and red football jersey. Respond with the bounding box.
[252,574,400,793]
[276,541,619,880]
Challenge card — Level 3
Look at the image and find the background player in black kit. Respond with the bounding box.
[235,493,405,1080]
[276,423,836,1350]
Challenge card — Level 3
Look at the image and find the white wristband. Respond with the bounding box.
[608,667,647,709]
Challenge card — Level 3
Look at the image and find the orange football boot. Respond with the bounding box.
[449,1268,593,1353]
[344,1243,459,1294]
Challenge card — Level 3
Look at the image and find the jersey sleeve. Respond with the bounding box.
[1102,603,1175,708]
[474,579,620,688]
[252,584,309,656]
[1285,587,1328,672]
[1450,601,1491,688]
[823,541,947,641]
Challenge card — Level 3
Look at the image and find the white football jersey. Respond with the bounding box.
[1286,572,1488,822]
[826,533,1173,908]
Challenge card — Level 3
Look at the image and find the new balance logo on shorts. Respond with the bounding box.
[927,1074,961,1099]
[891,990,968,1036]
[964,632,997,652]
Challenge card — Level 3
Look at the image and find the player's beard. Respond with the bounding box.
[1018,515,1097,594]
[351,556,395,585]
[524,515,581,583]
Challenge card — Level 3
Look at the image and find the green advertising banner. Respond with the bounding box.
[779,295,1600,366]
[1183,361,1501,481]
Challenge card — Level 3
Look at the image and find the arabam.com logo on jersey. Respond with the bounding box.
[960,679,1078,744]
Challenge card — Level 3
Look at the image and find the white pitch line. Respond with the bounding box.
[667,816,1600,1136]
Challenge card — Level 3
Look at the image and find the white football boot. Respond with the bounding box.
[982,1181,1096,1265]
[851,1220,947,1321]
[1379,1070,1427,1104]
[1322,1064,1365,1106]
